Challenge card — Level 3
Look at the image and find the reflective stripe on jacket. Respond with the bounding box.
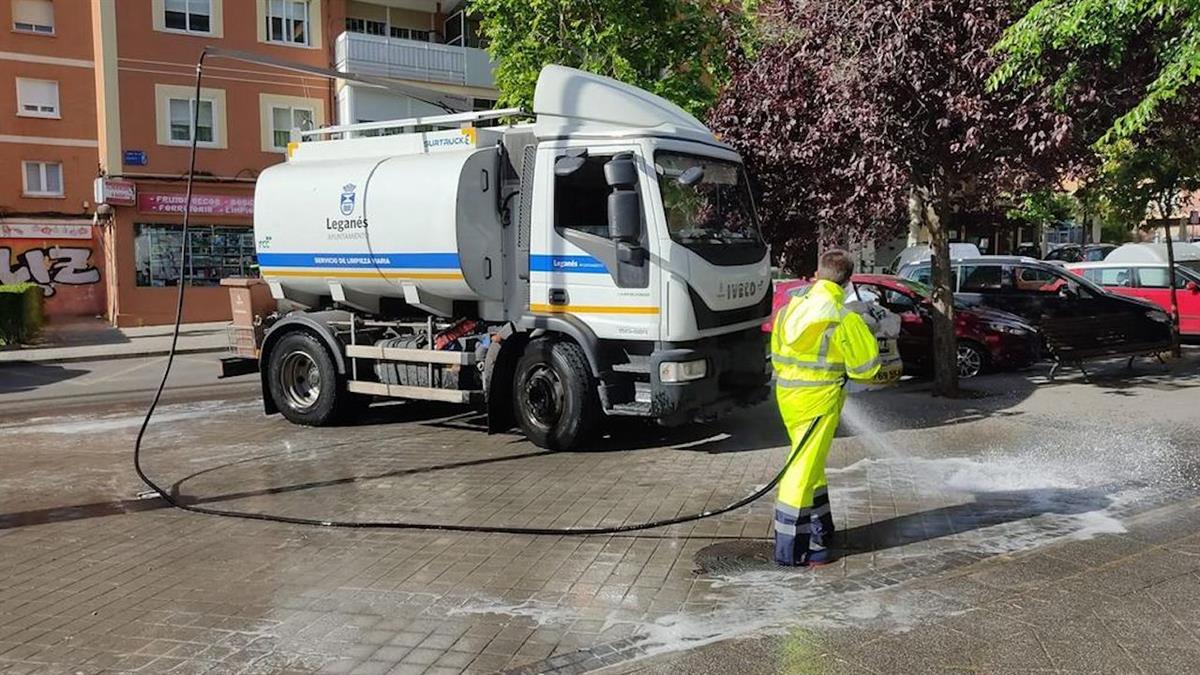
[772,279,882,418]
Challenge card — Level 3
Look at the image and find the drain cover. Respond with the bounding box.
[693,539,777,575]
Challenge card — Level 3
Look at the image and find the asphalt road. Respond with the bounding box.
[0,352,261,419]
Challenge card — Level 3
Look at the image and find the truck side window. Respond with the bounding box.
[554,155,611,238]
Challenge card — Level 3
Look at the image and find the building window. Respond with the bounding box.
[12,0,54,34]
[165,0,212,33]
[22,161,63,197]
[16,78,59,118]
[168,97,215,144]
[345,17,385,36]
[135,224,257,287]
[271,105,313,149]
[266,0,309,45]
[390,26,430,42]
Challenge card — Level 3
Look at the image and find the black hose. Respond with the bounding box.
[132,48,819,536]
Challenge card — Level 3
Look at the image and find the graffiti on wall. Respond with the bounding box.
[1,246,101,296]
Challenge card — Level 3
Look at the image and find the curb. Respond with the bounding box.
[0,345,228,366]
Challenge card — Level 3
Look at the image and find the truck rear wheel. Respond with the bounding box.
[267,331,351,426]
[513,338,599,450]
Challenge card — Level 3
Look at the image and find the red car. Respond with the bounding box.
[767,275,1040,378]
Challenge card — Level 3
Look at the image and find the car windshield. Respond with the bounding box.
[656,152,763,246]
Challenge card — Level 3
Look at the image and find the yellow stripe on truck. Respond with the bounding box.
[530,303,660,315]
[261,269,464,281]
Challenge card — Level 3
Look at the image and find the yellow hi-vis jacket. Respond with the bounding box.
[772,279,882,419]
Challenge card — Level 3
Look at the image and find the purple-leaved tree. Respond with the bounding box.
[712,0,1079,395]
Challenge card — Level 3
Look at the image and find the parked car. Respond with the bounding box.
[852,274,1039,378]
[1043,243,1117,264]
[897,256,1174,352]
[769,275,1038,378]
[1066,242,1200,337]
[886,242,981,274]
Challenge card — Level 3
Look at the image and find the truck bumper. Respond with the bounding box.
[648,328,772,426]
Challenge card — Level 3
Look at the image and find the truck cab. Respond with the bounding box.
[252,66,772,450]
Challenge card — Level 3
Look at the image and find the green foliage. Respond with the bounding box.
[990,0,1200,144]
[472,0,737,116]
[1006,189,1078,226]
[1093,128,1200,223]
[0,283,44,345]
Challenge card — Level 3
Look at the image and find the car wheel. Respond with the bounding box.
[513,338,599,450]
[956,342,987,379]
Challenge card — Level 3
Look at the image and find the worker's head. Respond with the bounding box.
[815,249,854,287]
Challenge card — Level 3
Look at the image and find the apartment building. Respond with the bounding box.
[0,0,104,317]
[2,0,497,327]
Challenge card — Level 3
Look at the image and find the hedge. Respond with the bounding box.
[0,283,44,345]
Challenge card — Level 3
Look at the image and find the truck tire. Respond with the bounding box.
[267,330,352,426]
[513,338,599,450]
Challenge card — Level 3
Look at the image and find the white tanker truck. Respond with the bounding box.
[250,66,773,450]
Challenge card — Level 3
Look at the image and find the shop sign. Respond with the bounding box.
[94,177,137,206]
[0,222,92,240]
[137,191,254,216]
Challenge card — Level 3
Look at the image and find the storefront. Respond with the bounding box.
[0,218,105,318]
[99,180,258,327]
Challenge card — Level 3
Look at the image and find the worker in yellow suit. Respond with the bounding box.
[771,249,881,566]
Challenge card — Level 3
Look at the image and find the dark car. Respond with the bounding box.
[852,274,1039,378]
[1044,244,1117,264]
[897,256,1174,352]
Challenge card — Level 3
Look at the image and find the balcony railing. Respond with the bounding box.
[335,31,494,89]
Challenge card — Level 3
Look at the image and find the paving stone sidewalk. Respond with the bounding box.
[1,353,1198,674]
[0,317,228,364]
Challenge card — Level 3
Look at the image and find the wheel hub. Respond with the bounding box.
[524,365,563,427]
[957,345,983,378]
[280,350,321,411]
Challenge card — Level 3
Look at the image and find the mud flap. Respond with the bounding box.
[484,325,525,433]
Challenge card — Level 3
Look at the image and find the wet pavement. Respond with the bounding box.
[2,352,1200,673]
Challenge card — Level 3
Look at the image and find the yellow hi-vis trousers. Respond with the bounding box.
[774,389,844,566]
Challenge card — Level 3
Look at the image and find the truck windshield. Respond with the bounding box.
[655,151,766,265]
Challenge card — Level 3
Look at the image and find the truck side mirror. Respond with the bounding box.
[605,154,641,244]
[608,191,640,243]
[604,154,638,188]
[554,148,589,177]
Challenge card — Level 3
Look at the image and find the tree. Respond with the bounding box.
[991,1,1200,353]
[712,0,1075,396]
[990,0,1200,144]
[472,0,737,117]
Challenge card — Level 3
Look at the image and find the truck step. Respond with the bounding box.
[611,357,651,374]
[347,380,481,404]
[345,344,475,365]
[609,401,653,416]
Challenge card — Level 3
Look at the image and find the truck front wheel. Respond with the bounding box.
[513,338,599,450]
[267,331,351,426]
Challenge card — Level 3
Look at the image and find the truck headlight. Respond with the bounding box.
[660,359,708,383]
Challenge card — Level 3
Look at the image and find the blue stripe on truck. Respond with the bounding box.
[529,254,609,274]
[257,252,461,269]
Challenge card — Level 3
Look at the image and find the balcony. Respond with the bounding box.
[335,31,494,89]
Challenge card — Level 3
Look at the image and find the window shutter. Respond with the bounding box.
[13,0,54,28]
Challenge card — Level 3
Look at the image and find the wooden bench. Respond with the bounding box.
[1039,314,1171,382]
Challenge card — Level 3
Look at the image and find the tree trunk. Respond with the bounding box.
[915,184,959,397]
[1159,197,1183,359]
